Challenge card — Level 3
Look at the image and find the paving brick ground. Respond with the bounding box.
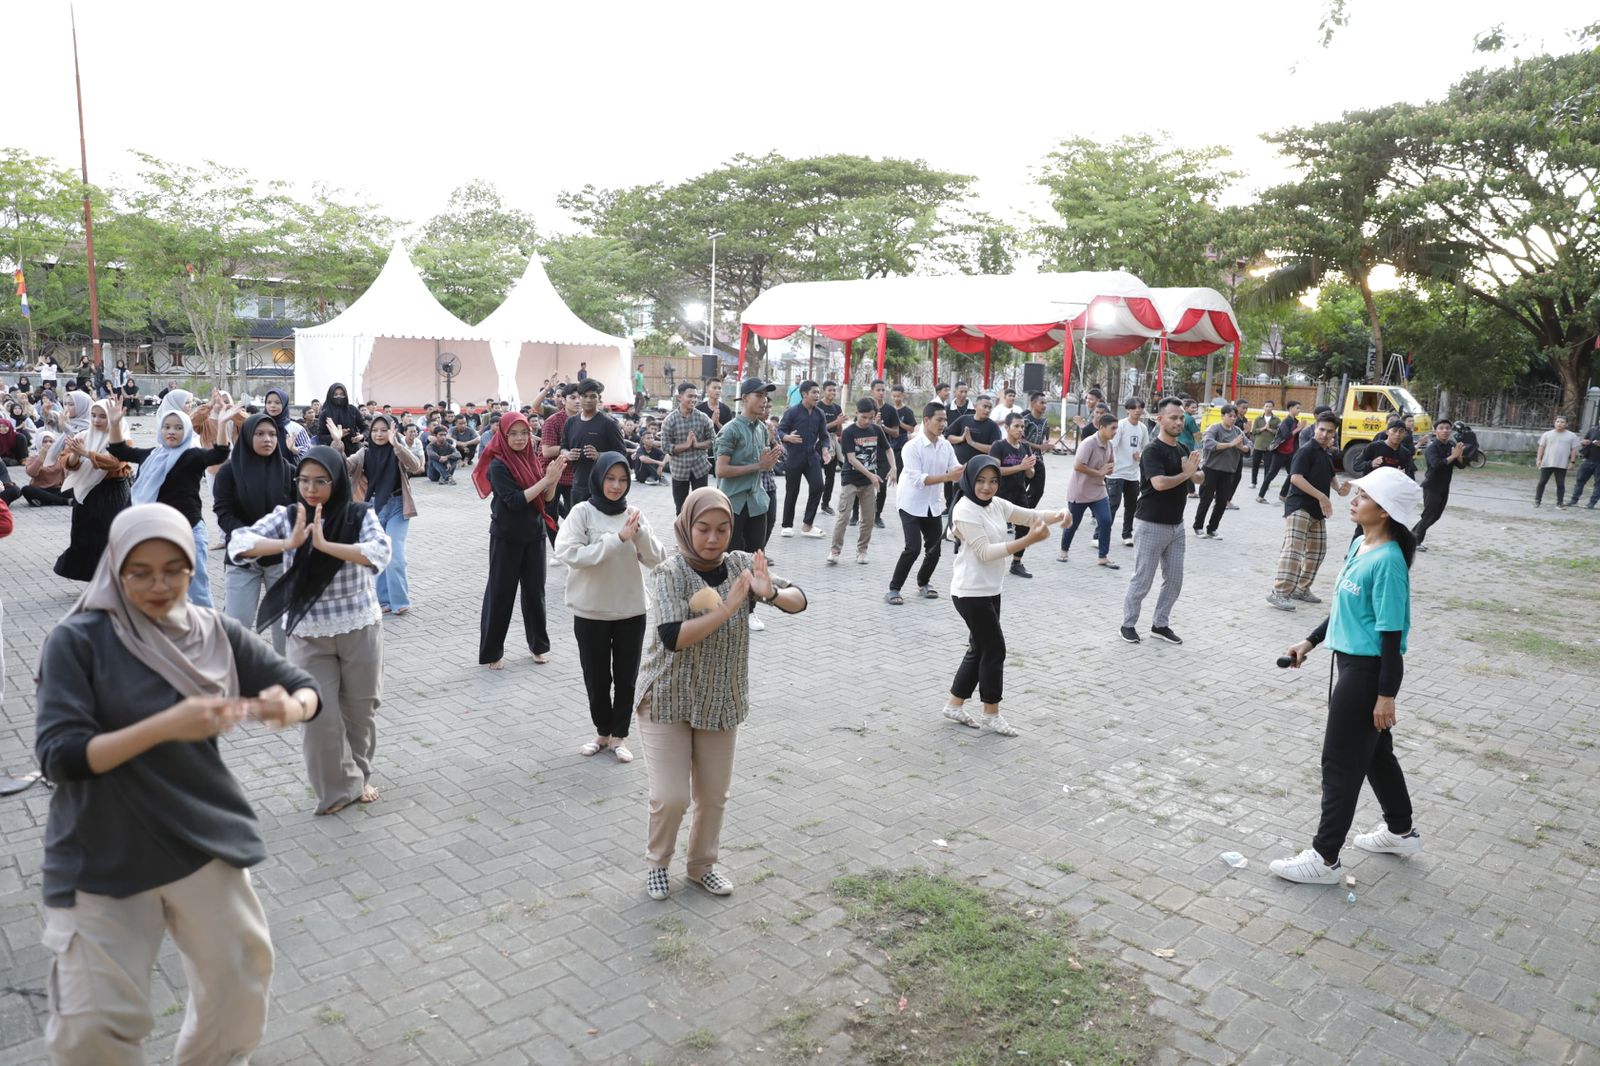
[2,426,1597,1064]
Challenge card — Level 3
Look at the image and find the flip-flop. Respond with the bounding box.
[1098,560,1120,570]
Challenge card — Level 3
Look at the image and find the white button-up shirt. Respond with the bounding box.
[896,428,960,517]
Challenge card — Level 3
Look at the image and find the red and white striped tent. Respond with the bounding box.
[736,271,1165,393]
[1150,287,1243,395]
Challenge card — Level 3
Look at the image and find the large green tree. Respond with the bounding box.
[413,180,539,323]
[278,185,398,323]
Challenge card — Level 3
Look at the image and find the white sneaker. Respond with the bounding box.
[856,552,869,565]
[1269,848,1342,884]
[1353,825,1423,856]
[780,527,795,538]
[980,713,1019,737]
[748,615,766,632]
[801,527,823,538]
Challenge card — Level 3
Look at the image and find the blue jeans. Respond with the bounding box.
[375,498,411,611]
[1061,498,1112,558]
[189,521,214,607]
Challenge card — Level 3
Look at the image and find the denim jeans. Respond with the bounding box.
[375,498,411,611]
[189,521,214,608]
[1061,498,1112,558]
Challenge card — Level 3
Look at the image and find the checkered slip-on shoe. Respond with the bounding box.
[646,868,670,901]
[697,870,734,896]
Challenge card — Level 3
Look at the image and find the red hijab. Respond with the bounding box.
[473,412,551,526]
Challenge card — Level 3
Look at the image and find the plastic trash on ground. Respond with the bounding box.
[1220,851,1248,869]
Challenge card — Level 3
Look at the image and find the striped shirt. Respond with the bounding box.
[659,408,715,481]
[228,504,391,638]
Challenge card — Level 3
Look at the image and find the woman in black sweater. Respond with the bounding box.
[106,396,232,607]
[34,503,320,1063]
[214,412,296,652]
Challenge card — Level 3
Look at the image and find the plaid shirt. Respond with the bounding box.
[229,504,391,638]
[659,407,715,481]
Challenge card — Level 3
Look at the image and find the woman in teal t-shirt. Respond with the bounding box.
[1271,467,1426,886]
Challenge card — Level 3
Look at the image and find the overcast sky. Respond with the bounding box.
[10,0,1588,238]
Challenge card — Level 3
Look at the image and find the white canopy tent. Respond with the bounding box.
[293,242,496,406]
[477,256,632,409]
[1149,287,1243,393]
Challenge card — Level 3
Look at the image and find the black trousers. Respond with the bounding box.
[1193,468,1240,533]
[891,511,943,591]
[1535,466,1567,504]
[732,505,768,553]
[16,485,71,507]
[572,614,645,738]
[782,455,824,528]
[1314,653,1413,864]
[951,595,1005,705]
[1572,460,1600,506]
[672,474,707,513]
[1258,452,1293,498]
[821,457,839,508]
[479,532,549,663]
[1105,477,1140,540]
[1250,448,1269,484]
[1412,487,1448,544]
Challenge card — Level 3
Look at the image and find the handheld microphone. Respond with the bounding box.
[1276,656,1294,669]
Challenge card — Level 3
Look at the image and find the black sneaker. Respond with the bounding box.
[874,517,886,529]
[1010,561,1033,579]
[819,504,836,516]
[1119,626,1141,644]
[1150,626,1183,645]
[849,517,859,527]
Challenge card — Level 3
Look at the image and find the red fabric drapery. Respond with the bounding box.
[745,323,800,341]
[888,323,961,341]
[816,324,875,342]
[973,323,1060,344]
[940,331,988,355]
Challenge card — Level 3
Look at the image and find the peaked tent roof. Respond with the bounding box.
[296,241,484,341]
[478,254,630,348]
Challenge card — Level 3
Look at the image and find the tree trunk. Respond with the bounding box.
[1554,341,1590,418]
[1357,274,1384,374]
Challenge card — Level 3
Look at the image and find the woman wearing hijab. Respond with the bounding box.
[1273,467,1425,885]
[230,447,392,815]
[476,411,568,669]
[636,487,807,900]
[943,456,1068,737]
[108,395,231,607]
[214,412,296,653]
[555,452,667,761]
[314,382,366,456]
[12,430,69,507]
[34,503,320,1064]
[46,389,93,465]
[53,397,133,581]
[262,387,310,461]
[0,413,27,495]
[334,414,424,615]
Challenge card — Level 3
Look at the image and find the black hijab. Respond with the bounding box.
[228,413,295,524]
[264,387,296,460]
[363,415,401,513]
[257,446,371,636]
[958,455,1001,507]
[319,382,366,451]
[587,451,631,516]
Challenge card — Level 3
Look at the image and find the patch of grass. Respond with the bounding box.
[1502,630,1587,664]
[1051,861,1077,875]
[650,915,711,977]
[765,1000,821,1064]
[1554,555,1600,576]
[161,1003,183,1017]
[750,868,776,885]
[318,1007,346,1024]
[679,1028,718,1051]
[401,1026,424,1043]
[830,870,1158,1065]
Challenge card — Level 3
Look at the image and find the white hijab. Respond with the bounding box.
[61,398,123,499]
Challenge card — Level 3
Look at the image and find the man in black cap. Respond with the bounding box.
[716,378,783,547]
[777,379,832,537]
[561,379,627,505]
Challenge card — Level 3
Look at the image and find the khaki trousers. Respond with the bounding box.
[289,623,383,813]
[41,859,273,1066]
[829,482,878,555]
[640,716,738,878]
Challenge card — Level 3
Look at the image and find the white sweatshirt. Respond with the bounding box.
[950,496,1042,597]
[554,501,668,620]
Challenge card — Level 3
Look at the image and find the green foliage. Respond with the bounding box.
[277,187,397,323]
[1033,134,1240,287]
[541,234,633,336]
[413,180,539,323]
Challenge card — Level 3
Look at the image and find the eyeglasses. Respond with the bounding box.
[296,476,334,489]
[121,567,193,590]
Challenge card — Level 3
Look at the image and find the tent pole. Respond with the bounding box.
[1156,333,1167,396]
[1060,319,1075,430]
[1230,339,1241,397]
[931,337,939,390]
[982,337,992,390]
[876,323,887,380]
[842,337,851,388]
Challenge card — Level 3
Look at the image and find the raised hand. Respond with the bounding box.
[725,570,753,615]
[104,396,124,423]
[783,431,802,445]
[619,509,641,543]
[759,444,782,471]
[285,504,311,549]
[749,551,775,600]
[327,421,345,442]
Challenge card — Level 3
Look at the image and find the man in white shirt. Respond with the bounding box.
[1107,397,1150,547]
[886,402,964,605]
[991,387,1020,422]
[1535,414,1581,508]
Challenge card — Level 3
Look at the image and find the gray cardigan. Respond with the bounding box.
[35,612,319,907]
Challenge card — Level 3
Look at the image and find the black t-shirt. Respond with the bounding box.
[1134,438,1190,525]
[989,438,1033,504]
[561,411,628,489]
[107,441,230,526]
[818,402,844,455]
[839,423,888,486]
[893,405,915,448]
[1356,440,1406,476]
[948,414,1001,464]
[1421,438,1461,491]
[1579,426,1600,462]
[1283,442,1336,520]
[948,402,972,423]
[696,399,735,429]
[874,401,902,440]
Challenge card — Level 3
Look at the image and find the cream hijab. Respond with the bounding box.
[67,503,239,698]
[60,398,123,499]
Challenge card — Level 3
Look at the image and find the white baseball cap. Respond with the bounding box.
[1350,466,1423,528]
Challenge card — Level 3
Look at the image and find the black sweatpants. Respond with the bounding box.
[1105,477,1140,540]
[672,474,707,514]
[1535,466,1567,504]
[17,485,71,507]
[1412,487,1448,544]
[479,532,549,663]
[572,614,645,738]
[1250,448,1269,485]
[1258,452,1293,498]
[1572,460,1600,507]
[732,504,768,553]
[782,456,824,528]
[951,594,1005,705]
[1313,653,1413,864]
[1193,468,1240,533]
[891,511,943,592]
[821,456,839,508]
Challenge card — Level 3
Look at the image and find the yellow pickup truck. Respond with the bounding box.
[1200,385,1432,471]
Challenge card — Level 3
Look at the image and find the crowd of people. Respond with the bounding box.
[8,365,1592,1063]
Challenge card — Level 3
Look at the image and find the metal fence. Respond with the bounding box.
[1412,383,1561,429]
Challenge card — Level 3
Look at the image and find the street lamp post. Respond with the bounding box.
[1203,243,1247,401]
[708,230,726,368]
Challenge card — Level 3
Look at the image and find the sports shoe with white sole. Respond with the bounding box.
[1150,626,1183,645]
[646,868,670,901]
[1122,536,1135,547]
[1269,849,1342,884]
[1353,825,1423,856]
[942,702,980,728]
[1266,592,1297,611]
[748,615,766,631]
[826,551,840,566]
[780,527,795,538]
[1291,589,1323,604]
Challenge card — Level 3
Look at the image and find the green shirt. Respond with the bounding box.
[1327,539,1410,656]
[1179,413,1199,451]
[633,369,645,393]
[714,414,770,516]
